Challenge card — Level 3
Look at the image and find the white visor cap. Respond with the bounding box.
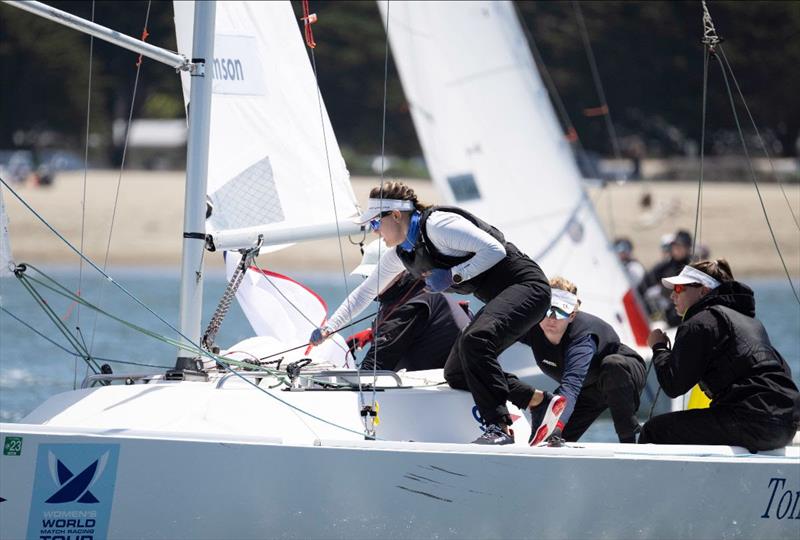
[350,239,388,278]
[353,198,416,224]
[661,265,721,290]
[551,289,579,314]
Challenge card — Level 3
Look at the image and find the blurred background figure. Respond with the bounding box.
[613,237,645,288]
[659,233,675,261]
[638,229,693,326]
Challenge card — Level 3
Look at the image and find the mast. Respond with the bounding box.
[3,0,215,376]
[173,0,216,376]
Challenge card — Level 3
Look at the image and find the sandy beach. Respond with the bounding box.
[3,170,798,277]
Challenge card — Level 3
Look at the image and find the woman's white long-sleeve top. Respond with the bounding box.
[325,210,506,332]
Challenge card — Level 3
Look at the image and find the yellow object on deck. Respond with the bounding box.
[687,384,711,409]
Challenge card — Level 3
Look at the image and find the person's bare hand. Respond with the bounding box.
[647,328,669,348]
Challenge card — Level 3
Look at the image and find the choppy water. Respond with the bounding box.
[1,267,798,442]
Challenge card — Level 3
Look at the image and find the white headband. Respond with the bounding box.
[662,265,721,290]
[354,198,416,224]
[551,289,579,313]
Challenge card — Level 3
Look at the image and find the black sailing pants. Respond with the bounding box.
[561,353,647,443]
[443,281,550,426]
[638,407,797,453]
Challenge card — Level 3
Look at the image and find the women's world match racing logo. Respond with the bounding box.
[27,443,119,540]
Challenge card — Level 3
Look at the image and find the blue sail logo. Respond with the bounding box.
[45,450,109,504]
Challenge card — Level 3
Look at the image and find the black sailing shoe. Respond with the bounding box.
[471,424,515,445]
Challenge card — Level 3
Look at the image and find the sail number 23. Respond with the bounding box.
[761,477,800,519]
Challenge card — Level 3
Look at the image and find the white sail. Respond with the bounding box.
[174,1,359,252]
[224,253,352,368]
[379,0,649,347]
[0,185,13,278]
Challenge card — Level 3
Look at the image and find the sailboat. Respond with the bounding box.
[0,2,797,539]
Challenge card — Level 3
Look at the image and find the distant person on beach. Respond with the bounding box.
[518,277,647,444]
[638,229,693,326]
[310,181,563,446]
[613,237,645,287]
[344,240,470,372]
[641,259,800,451]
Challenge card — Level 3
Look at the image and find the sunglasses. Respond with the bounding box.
[546,306,572,320]
[673,283,702,294]
[369,211,394,232]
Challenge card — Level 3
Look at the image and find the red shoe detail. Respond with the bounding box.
[552,396,566,416]
[531,425,549,446]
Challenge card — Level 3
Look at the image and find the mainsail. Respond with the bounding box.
[379,0,649,346]
[173,1,359,252]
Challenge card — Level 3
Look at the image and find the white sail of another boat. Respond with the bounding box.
[379,0,649,348]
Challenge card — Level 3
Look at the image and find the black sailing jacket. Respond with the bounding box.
[652,280,800,426]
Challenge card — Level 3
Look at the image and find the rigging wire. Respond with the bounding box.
[88,0,152,357]
[75,0,96,388]
[693,47,711,254]
[573,0,622,238]
[717,47,800,232]
[712,48,800,305]
[362,0,394,439]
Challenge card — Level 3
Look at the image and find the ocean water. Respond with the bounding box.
[1,267,798,442]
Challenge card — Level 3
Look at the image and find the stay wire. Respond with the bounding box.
[12,262,383,438]
[303,4,367,435]
[88,0,152,357]
[573,1,623,238]
[717,47,800,231]
[77,0,95,333]
[713,47,800,305]
[368,0,393,436]
[693,48,711,254]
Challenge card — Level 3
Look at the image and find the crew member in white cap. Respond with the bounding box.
[518,277,646,444]
[309,181,554,445]
[343,239,470,372]
[641,259,799,451]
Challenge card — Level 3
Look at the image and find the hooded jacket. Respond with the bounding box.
[652,280,799,426]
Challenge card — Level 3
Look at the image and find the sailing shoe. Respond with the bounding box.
[471,424,515,445]
[528,391,567,446]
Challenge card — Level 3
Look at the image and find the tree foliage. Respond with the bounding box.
[0,0,797,165]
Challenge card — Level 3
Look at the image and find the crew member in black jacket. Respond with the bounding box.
[347,270,470,372]
[641,259,799,451]
[519,277,646,444]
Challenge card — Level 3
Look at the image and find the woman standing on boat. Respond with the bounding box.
[518,276,646,444]
[641,259,800,451]
[310,181,561,445]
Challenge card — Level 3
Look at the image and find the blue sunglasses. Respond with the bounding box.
[369,211,393,232]
[546,306,572,320]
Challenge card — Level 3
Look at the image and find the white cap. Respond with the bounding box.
[551,289,579,314]
[661,265,721,290]
[350,239,388,278]
[353,198,416,224]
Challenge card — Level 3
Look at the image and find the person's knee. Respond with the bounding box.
[459,327,497,365]
[599,355,637,389]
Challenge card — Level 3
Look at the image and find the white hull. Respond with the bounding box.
[1,375,798,539]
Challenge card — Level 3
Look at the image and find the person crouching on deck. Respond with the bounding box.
[309,181,561,445]
[344,239,470,372]
[641,259,800,452]
[518,277,647,444]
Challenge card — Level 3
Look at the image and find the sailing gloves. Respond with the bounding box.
[309,327,330,345]
[424,268,453,292]
[345,328,374,355]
